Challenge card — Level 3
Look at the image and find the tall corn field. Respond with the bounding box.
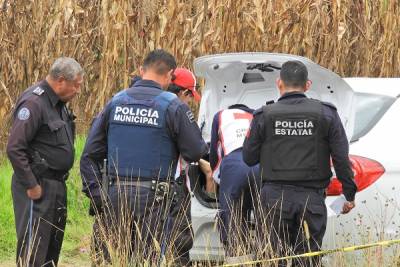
[0,0,399,143]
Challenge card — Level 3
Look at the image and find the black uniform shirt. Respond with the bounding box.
[6,80,76,189]
[243,92,357,201]
[80,79,208,197]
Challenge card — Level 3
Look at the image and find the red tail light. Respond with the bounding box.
[326,155,385,196]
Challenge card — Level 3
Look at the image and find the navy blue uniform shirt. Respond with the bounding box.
[243,92,357,201]
[80,79,208,197]
[7,80,75,189]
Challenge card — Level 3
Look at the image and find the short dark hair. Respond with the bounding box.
[142,49,177,75]
[167,83,182,94]
[280,60,308,87]
[228,104,249,109]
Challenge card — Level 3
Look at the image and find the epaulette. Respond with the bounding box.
[253,107,263,116]
[32,87,44,96]
[265,100,275,105]
[321,101,337,110]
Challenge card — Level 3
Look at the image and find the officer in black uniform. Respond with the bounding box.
[243,60,357,266]
[166,67,204,266]
[7,57,83,267]
[80,49,208,265]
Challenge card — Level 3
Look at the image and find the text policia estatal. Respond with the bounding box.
[274,119,314,136]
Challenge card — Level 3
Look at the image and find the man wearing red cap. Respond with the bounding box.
[167,67,201,104]
[167,67,215,265]
[168,68,214,193]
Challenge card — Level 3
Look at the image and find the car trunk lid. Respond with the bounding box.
[194,53,355,142]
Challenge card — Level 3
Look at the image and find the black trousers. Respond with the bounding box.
[91,184,164,265]
[168,183,193,266]
[12,175,67,267]
[256,183,327,267]
[92,183,194,266]
[217,150,260,257]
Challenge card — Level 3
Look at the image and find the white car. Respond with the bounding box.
[187,53,400,262]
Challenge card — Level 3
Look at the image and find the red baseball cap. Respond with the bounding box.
[172,68,201,102]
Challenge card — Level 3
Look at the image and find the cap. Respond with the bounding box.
[172,67,201,102]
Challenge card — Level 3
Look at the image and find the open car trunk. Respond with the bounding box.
[189,53,358,260]
[194,53,356,142]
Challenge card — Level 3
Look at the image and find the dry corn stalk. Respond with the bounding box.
[0,0,399,146]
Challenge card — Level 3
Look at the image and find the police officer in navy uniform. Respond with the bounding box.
[243,60,357,266]
[80,50,208,264]
[209,104,260,261]
[7,57,83,267]
[167,67,212,266]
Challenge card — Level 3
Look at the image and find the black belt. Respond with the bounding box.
[113,180,155,189]
[110,178,175,202]
[263,182,325,195]
[110,177,173,189]
[42,169,69,182]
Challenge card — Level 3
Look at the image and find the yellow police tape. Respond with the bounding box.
[221,239,400,266]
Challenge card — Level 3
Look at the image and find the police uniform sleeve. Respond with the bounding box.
[6,98,42,189]
[242,108,265,166]
[169,102,208,162]
[80,104,111,198]
[209,112,220,170]
[327,107,357,201]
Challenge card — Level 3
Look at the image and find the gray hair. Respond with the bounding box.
[49,57,84,81]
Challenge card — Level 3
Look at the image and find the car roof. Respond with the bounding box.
[344,78,400,98]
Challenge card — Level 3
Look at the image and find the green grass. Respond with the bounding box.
[1,136,399,266]
[0,136,92,263]
[0,159,15,259]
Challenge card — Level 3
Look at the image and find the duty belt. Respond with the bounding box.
[112,180,155,189]
[110,177,175,202]
[263,182,325,195]
[41,169,69,182]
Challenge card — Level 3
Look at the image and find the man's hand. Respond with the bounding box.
[205,174,216,193]
[27,185,42,200]
[342,201,355,214]
[199,159,216,193]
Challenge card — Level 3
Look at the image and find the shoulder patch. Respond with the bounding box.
[253,107,263,116]
[265,100,275,105]
[33,87,44,95]
[17,107,30,120]
[186,110,195,123]
[322,101,337,110]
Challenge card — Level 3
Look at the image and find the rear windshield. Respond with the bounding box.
[351,92,396,142]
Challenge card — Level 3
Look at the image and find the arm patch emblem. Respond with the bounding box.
[17,107,30,120]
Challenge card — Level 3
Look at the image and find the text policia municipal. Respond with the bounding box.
[274,119,315,136]
[113,106,159,126]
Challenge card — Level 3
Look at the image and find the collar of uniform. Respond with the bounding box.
[228,104,254,114]
[40,80,61,107]
[278,91,306,101]
[133,79,163,90]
